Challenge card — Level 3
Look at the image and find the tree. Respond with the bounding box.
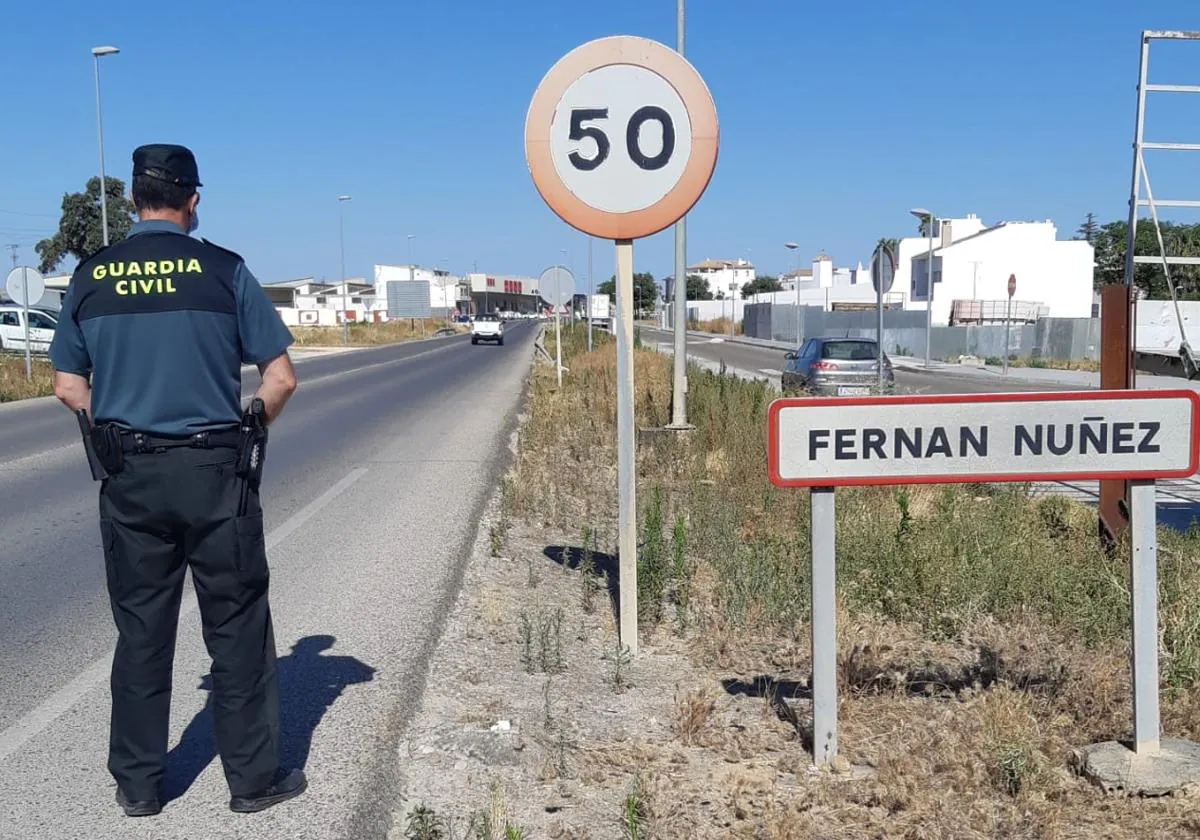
[915,214,933,237]
[876,237,900,256]
[687,274,713,300]
[599,272,659,315]
[1092,219,1200,298]
[740,275,783,299]
[36,176,136,274]
[1076,213,1100,245]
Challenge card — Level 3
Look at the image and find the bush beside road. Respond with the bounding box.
[395,323,1200,839]
[290,320,467,347]
[0,356,54,402]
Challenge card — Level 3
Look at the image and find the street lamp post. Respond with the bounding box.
[91,46,119,247]
[910,207,937,368]
[337,195,351,344]
[785,242,801,346]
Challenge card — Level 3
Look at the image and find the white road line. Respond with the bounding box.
[0,466,370,764]
[759,368,783,376]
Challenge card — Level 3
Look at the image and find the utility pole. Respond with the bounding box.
[668,0,692,430]
[7,245,17,271]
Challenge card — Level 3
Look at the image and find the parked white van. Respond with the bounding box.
[0,305,58,354]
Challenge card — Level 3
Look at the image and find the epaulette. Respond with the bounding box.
[201,238,246,263]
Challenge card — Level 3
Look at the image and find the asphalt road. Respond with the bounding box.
[640,328,1077,394]
[0,322,536,839]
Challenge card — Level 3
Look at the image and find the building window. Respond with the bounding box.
[316,296,327,304]
[352,297,362,304]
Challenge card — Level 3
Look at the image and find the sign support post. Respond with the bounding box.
[555,272,563,387]
[616,239,639,654]
[1004,273,1015,377]
[1130,478,1160,753]
[870,244,895,394]
[5,266,44,382]
[525,35,719,657]
[810,486,837,767]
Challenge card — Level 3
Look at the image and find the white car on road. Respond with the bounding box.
[471,313,504,346]
[0,305,58,354]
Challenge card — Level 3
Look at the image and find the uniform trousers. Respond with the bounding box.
[97,442,280,800]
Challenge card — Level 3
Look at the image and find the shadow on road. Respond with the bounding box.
[163,634,375,802]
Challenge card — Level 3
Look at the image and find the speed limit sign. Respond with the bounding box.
[524,35,719,240]
[524,36,719,658]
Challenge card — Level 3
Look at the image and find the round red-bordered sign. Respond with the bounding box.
[1008,274,1016,298]
[524,36,719,241]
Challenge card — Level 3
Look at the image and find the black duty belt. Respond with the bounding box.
[120,428,242,454]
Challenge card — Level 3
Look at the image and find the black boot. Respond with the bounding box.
[229,768,307,813]
[116,787,162,817]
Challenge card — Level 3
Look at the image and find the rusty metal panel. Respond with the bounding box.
[1099,283,1134,542]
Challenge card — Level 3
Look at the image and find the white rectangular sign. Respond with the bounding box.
[768,391,1200,487]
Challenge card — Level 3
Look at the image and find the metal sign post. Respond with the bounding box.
[5,267,45,382]
[1004,273,1015,377]
[769,389,1200,771]
[539,265,576,387]
[870,245,896,393]
[526,35,719,657]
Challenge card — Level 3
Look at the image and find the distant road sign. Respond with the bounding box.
[524,35,719,241]
[1008,273,1017,298]
[539,265,576,308]
[4,267,44,308]
[870,245,895,294]
[768,390,1200,488]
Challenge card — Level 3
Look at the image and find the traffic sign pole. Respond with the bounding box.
[810,485,837,767]
[870,245,895,394]
[1004,274,1016,377]
[5,266,45,382]
[525,35,719,658]
[616,238,638,654]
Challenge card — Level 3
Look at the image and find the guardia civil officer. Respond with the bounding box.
[48,143,305,817]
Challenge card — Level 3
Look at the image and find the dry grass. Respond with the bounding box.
[289,319,464,347]
[489,322,1200,837]
[0,354,55,402]
[689,316,743,336]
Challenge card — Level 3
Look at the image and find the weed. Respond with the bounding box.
[620,774,650,840]
[542,677,554,730]
[489,527,502,558]
[517,611,534,674]
[517,608,564,675]
[405,803,446,840]
[605,635,633,693]
[579,526,600,614]
[637,486,669,625]
[526,557,539,589]
[672,686,715,746]
[671,513,690,629]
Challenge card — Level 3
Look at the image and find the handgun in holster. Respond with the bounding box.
[235,398,269,491]
[76,410,123,480]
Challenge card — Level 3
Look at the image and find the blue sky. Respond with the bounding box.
[1,0,1198,288]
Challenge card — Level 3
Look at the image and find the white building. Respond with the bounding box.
[892,214,1094,324]
[687,258,755,298]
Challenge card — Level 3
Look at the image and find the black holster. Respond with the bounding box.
[77,410,123,479]
[235,398,269,491]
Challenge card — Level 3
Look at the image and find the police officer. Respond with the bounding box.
[48,143,305,817]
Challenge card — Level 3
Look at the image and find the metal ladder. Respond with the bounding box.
[1125,30,1200,378]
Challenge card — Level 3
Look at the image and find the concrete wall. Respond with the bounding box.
[744,303,1102,361]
